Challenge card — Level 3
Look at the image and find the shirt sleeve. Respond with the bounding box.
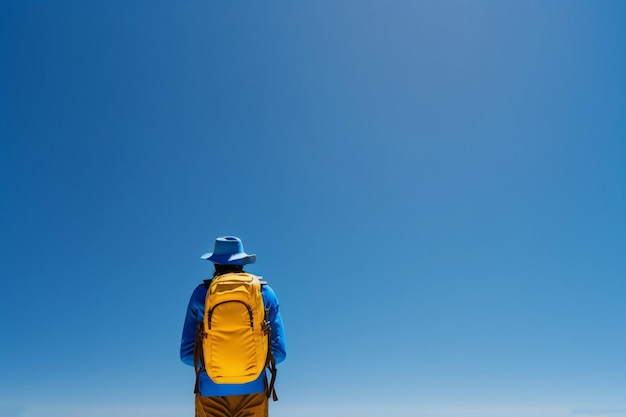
[262,285,287,364]
[180,284,206,367]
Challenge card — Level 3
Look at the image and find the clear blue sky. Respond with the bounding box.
[1,1,625,417]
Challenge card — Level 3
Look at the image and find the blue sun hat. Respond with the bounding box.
[200,236,257,265]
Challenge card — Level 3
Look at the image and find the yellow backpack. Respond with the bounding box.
[194,272,277,398]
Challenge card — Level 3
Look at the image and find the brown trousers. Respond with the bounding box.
[195,393,268,417]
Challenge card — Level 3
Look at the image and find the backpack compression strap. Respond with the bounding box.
[193,320,204,394]
[258,280,278,400]
[192,280,214,393]
[265,340,278,401]
[260,298,279,401]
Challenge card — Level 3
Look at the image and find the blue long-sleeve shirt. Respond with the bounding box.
[180,280,286,396]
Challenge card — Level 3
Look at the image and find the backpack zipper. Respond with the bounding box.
[208,300,254,329]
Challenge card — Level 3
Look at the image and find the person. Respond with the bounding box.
[181,236,287,417]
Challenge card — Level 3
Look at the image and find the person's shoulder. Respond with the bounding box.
[260,280,279,302]
[191,281,209,298]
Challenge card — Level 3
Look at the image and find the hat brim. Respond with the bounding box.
[200,252,257,265]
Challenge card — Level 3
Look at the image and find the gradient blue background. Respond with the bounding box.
[1,1,625,417]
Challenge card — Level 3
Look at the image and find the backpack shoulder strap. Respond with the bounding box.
[250,273,266,285]
[193,278,213,393]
